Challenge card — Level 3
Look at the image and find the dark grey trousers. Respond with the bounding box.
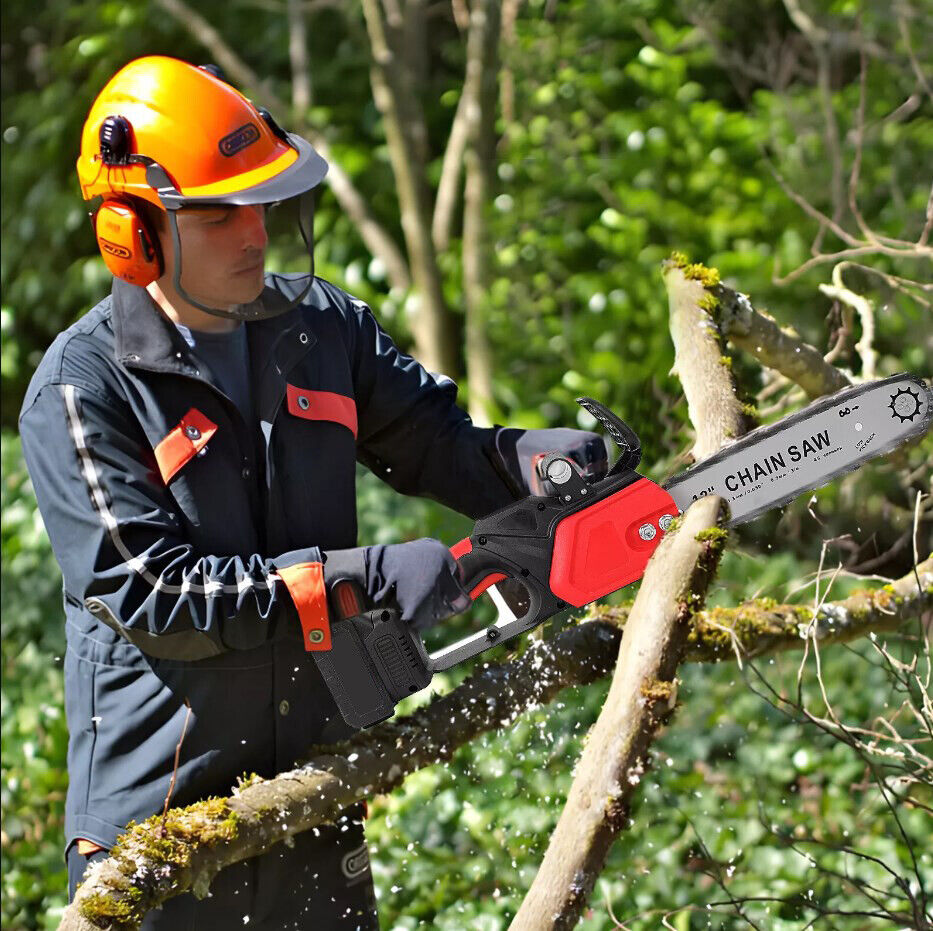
[67,804,380,930]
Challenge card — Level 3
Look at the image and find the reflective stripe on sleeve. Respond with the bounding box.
[61,384,276,597]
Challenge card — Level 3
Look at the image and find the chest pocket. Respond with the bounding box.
[285,384,357,439]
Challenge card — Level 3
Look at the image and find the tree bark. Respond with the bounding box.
[433,90,469,254]
[508,500,729,931]
[462,0,502,426]
[59,554,932,929]
[360,0,461,376]
[508,260,746,929]
[287,0,312,115]
[500,0,523,126]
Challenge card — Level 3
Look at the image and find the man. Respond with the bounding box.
[19,56,607,927]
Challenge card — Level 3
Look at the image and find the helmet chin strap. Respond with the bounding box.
[165,195,316,322]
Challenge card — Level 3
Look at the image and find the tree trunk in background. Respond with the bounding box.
[361,0,461,378]
[462,0,502,426]
[287,0,311,115]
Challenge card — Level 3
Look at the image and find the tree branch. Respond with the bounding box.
[431,89,469,254]
[711,284,852,398]
[509,258,744,930]
[286,0,312,114]
[59,550,933,928]
[361,0,459,375]
[817,262,877,379]
[462,0,502,426]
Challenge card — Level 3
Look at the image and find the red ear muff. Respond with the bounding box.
[94,199,163,286]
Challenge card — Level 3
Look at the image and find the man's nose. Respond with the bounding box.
[238,205,268,250]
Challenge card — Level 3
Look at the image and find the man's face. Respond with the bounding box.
[162,204,268,308]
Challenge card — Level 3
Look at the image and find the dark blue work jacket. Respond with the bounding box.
[18,273,516,858]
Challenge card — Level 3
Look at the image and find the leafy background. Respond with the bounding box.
[2,0,931,927]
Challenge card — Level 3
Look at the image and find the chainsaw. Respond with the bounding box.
[313,373,932,729]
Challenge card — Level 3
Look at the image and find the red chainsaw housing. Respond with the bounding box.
[548,477,679,607]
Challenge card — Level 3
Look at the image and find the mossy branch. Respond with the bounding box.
[508,257,745,930]
[59,553,932,930]
[601,554,933,663]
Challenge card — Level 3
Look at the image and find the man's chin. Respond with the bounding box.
[241,270,266,301]
[223,274,266,308]
[240,280,266,305]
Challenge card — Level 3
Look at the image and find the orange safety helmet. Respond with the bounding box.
[77,56,328,318]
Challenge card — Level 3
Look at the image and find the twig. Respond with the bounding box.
[896,6,933,103]
[160,698,192,835]
[817,262,877,378]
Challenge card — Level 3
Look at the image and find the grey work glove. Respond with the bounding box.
[323,538,472,632]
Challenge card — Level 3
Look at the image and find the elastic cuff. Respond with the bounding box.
[278,562,331,651]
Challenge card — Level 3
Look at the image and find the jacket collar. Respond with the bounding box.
[111,277,194,374]
[111,277,317,379]
[110,277,320,429]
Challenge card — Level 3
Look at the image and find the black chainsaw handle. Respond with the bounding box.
[430,534,564,671]
[451,537,519,602]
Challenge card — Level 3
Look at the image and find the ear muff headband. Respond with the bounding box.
[94,198,163,287]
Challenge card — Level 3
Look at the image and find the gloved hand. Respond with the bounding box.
[323,538,472,632]
[494,427,609,496]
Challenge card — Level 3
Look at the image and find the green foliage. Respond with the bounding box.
[1,433,68,930]
[367,620,932,929]
[2,0,931,926]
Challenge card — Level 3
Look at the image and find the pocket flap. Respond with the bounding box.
[154,408,218,484]
[286,385,357,438]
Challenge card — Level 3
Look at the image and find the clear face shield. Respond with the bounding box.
[142,129,327,322]
[164,187,318,322]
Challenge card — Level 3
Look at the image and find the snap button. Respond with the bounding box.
[278,700,290,716]
[308,629,324,644]
[184,425,201,441]
[297,395,310,411]
[242,467,251,479]
[299,332,309,344]
[197,446,208,458]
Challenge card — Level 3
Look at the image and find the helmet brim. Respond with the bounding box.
[154,134,328,209]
